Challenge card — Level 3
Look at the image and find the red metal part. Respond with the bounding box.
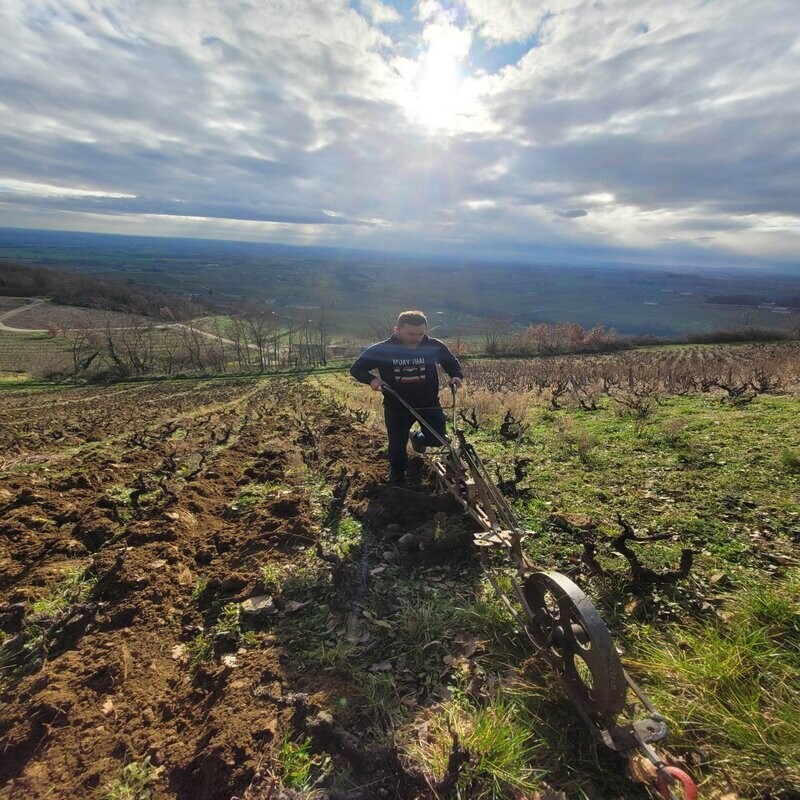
[656,766,699,800]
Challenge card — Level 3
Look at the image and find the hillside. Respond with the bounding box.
[0,260,203,321]
[2,228,800,339]
[0,346,798,799]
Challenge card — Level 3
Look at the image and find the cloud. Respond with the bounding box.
[359,0,401,25]
[0,0,797,268]
[557,209,588,219]
[460,0,548,43]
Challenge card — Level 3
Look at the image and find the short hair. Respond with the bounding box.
[397,309,427,328]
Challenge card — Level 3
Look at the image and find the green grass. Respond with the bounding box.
[0,373,48,387]
[191,576,209,603]
[103,756,164,800]
[303,373,800,797]
[185,632,214,669]
[471,393,800,553]
[626,571,800,794]
[104,485,135,504]
[184,602,260,670]
[328,514,363,558]
[402,692,546,799]
[278,732,332,791]
[1,565,97,678]
[260,547,327,596]
[229,481,292,513]
[28,567,93,618]
[780,448,800,474]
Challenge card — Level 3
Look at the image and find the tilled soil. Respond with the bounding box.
[0,377,470,799]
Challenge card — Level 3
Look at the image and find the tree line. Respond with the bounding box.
[48,303,331,380]
[0,260,200,320]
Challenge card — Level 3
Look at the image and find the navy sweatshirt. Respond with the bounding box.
[349,333,463,407]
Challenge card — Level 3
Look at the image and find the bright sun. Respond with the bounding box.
[413,50,461,129]
[404,16,473,131]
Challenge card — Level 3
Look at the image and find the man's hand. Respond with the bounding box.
[370,377,385,391]
[449,377,463,389]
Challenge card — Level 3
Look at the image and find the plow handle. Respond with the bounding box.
[379,382,457,449]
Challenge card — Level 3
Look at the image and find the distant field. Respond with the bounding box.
[0,327,187,377]
[2,227,799,338]
[0,299,160,331]
[0,331,72,375]
[0,297,27,313]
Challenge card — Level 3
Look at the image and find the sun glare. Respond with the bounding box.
[403,16,473,132]
[413,50,461,129]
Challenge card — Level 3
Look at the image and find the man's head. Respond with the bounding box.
[393,310,427,346]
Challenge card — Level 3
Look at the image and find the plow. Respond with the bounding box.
[381,383,699,800]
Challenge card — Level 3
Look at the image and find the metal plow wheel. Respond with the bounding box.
[522,570,626,722]
[379,383,699,799]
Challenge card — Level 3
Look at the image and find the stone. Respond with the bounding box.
[241,595,276,617]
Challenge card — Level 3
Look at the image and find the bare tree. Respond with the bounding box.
[228,314,254,372]
[482,316,512,356]
[60,320,102,375]
[210,316,229,372]
[242,302,279,371]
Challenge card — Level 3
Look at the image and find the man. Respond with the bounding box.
[349,310,464,484]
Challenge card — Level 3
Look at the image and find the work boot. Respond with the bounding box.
[388,469,406,485]
[409,430,427,454]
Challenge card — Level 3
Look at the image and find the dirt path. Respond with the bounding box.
[0,298,261,353]
[0,298,46,332]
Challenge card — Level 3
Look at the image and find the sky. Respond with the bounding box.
[0,0,798,270]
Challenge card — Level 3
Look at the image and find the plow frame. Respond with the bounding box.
[378,382,698,799]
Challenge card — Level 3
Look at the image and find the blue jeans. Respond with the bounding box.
[383,399,447,473]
